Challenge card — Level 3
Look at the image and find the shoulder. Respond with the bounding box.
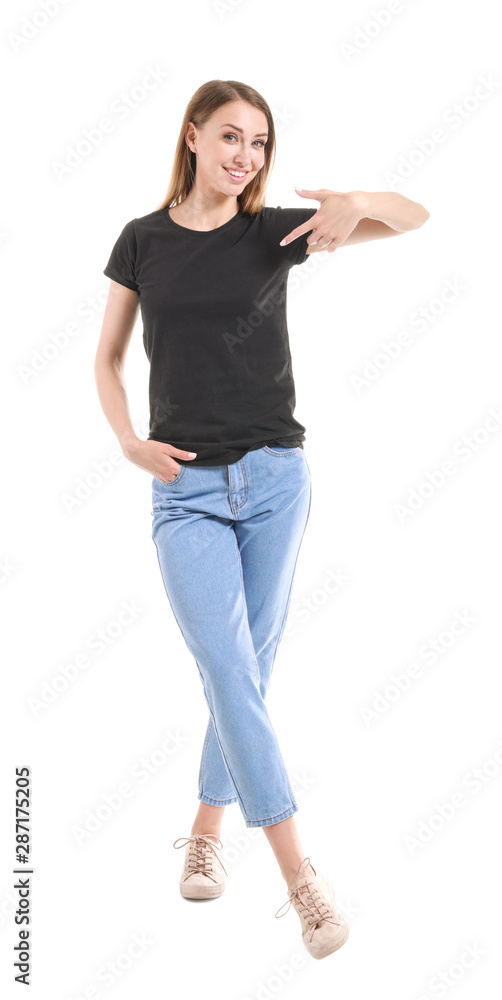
[108,210,169,252]
[114,209,171,235]
[125,209,167,233]
[251,204,317,232]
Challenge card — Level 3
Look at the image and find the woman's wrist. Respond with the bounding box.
[120,432,141,457]
[350,190,369,217]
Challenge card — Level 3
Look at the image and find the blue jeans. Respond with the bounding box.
[150,444,312,829]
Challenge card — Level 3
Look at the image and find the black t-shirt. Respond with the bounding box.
[103,203,317,465]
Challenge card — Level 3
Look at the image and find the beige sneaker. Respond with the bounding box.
[275,857,349,960]
[173,834,228,899]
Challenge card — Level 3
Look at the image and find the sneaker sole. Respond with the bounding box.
[309,921,349,959]
[306,870,350,959]
[179,880,225,899]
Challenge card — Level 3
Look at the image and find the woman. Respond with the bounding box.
[95,78,429,961]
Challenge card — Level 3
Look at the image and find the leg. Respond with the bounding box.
[231,448,314,884]
[262,815,315,885]
[197,445,312,815]
[151,464,298,828]
[190,801,225,838]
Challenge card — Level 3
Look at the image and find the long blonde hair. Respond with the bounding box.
[154,79,276,215]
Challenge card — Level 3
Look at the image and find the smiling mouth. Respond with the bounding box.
[222,166,249,181]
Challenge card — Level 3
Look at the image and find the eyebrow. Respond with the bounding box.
[219,123,269,137]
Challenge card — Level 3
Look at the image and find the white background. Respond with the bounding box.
[1,0,501,997]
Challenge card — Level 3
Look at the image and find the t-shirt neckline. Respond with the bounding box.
[162,204,243,236]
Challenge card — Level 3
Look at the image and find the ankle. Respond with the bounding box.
[190,828,221,839]
[282,862,315,887]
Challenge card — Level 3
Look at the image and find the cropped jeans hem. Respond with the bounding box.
[198,792,238,806]
[198,792,299,827]
[244,802,299,829]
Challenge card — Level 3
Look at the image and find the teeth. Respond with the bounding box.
[226,168,246,177]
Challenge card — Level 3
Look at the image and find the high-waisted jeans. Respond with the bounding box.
[150,443,312,828]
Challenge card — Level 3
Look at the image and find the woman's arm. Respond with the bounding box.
[94,280,198,481]
[337,190,430,248]
[280,188,430,254]
[94,280,141,452]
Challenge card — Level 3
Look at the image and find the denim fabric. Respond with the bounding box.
[150,445,312,828]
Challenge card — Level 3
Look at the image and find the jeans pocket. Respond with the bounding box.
[262,445,302,456]
[152,463,187,488]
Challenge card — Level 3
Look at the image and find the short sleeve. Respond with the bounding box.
[263,206,318,268]
[103,219,139,292]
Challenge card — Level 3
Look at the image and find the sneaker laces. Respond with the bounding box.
[274,857,342,943]
[173,834,228,882]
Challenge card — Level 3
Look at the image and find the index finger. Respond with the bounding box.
[279,215,319,247]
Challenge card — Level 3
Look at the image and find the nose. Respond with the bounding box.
[234,153,253,168]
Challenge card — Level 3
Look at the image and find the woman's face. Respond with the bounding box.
[187,100,269,196]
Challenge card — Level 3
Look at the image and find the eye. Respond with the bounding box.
[223,133,266,147]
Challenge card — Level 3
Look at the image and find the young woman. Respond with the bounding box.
[95,78,429,961]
